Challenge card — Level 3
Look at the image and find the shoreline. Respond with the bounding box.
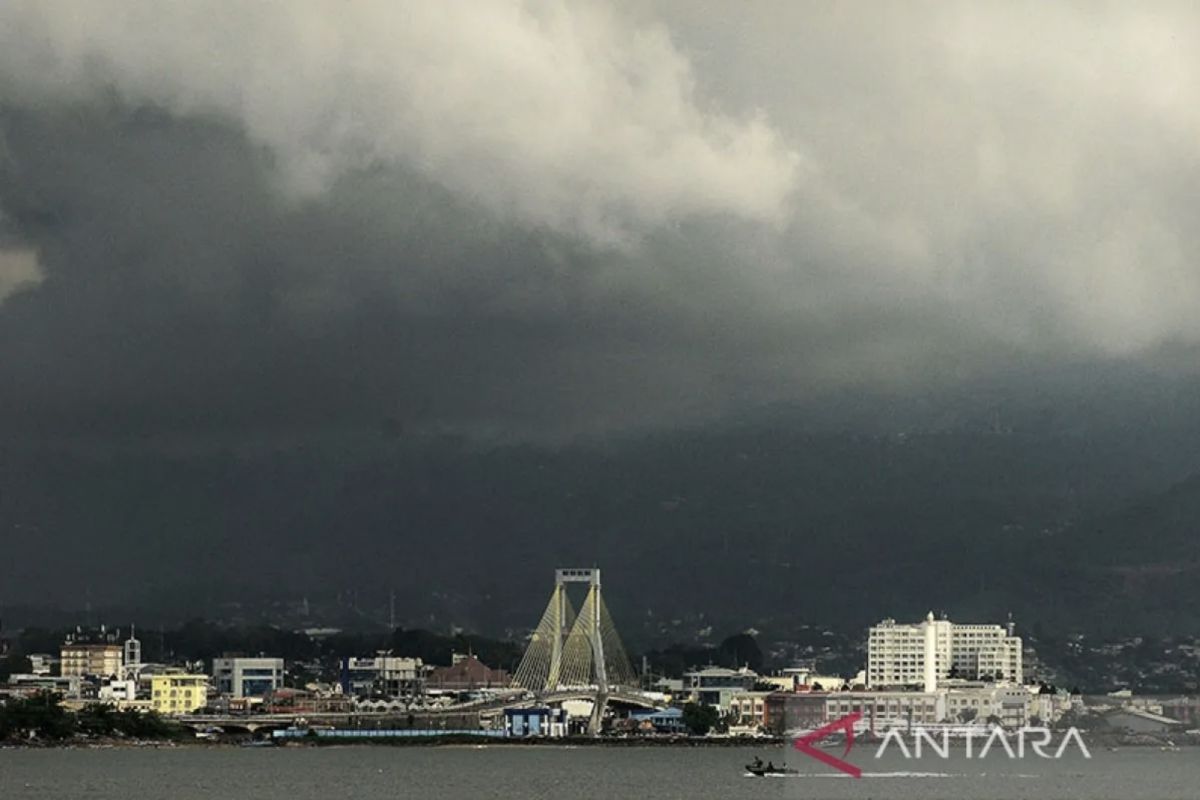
[3,732,1196,751]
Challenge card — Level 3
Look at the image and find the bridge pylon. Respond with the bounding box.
[512,568,637,701]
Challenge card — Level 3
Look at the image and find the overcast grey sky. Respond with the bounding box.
[2,1,1199,440]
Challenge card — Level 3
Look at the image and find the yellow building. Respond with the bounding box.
[150,674,210,714]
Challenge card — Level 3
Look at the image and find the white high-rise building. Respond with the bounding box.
[867,613,1022,690]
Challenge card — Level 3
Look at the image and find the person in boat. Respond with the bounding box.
[766,761,775,771]
[751,756,763,769]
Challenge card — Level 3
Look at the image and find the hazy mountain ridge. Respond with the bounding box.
[7,380,1200,639]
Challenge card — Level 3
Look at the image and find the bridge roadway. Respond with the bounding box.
[505,689,659,710]
[178,689,660,733]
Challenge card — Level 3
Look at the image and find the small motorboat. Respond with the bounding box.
[744,758,798,777]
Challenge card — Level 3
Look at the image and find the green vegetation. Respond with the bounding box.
[0,653,33,682]
[641,634,766,679]
[0,693,184,743]
[680,703,720,736]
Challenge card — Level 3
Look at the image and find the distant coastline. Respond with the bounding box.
[4,730,1197,751]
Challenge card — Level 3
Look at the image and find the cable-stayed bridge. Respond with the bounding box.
[183,569,652,737]
[511,568,649,732]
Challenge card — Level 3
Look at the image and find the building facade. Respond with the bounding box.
[764,692,829,734]
[827,690,946,730]
[426,653,509,691]
[61,630,123,679]
[504,707,568,738]
[867,614,1022,689]
[212,657,285,698]
[150,674,209,714]
[629,707,687,734]
[678,666,759,708]
[3,674,82,700]
[728,690,772,729]
[340,655,426,697]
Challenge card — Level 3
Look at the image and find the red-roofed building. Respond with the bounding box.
[426,654,510,691]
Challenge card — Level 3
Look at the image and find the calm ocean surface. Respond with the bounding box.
[1,744,1195,799]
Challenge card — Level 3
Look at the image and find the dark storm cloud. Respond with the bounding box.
[0,101,809,440]
[1,1,1200,441]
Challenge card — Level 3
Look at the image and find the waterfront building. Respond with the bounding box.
[678,665,759,707]
[943,684,1038,727]
[61,627,123,679]
[504,707,568,737]
[629,707,686,734]
[867,613,1022,690]
[727,690,772,729]
[1159,696,1200,726]
[212,656,285,698]
[339,654,426,697]
[801,684,1068,730]
[1104,707,1186,734]
[764,691,828,734]
[827,689,945,730]
[150,673,209,714]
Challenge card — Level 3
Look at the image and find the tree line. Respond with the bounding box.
[0,693,183,743]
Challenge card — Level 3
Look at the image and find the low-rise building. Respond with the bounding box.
[340,654,426,697]
[1159,696,1200,726]
[212,657,285,699]
[946,685,1030,727]
[150,674,209,715]
[3,673,82,700]
[93,677,151,712]
[764,691,829,734]
[98,678,140,704]
[826,690,945,730]
[679,666,758,708]
[260,687,354,714]
[426,653,510,691]
[728,690,772,729]
[504,707,568,737]
[1105,707,1186,734]
[806,684,1070,730]
[629,707,686,734]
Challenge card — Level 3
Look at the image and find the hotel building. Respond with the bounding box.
[867,613,1022,690]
